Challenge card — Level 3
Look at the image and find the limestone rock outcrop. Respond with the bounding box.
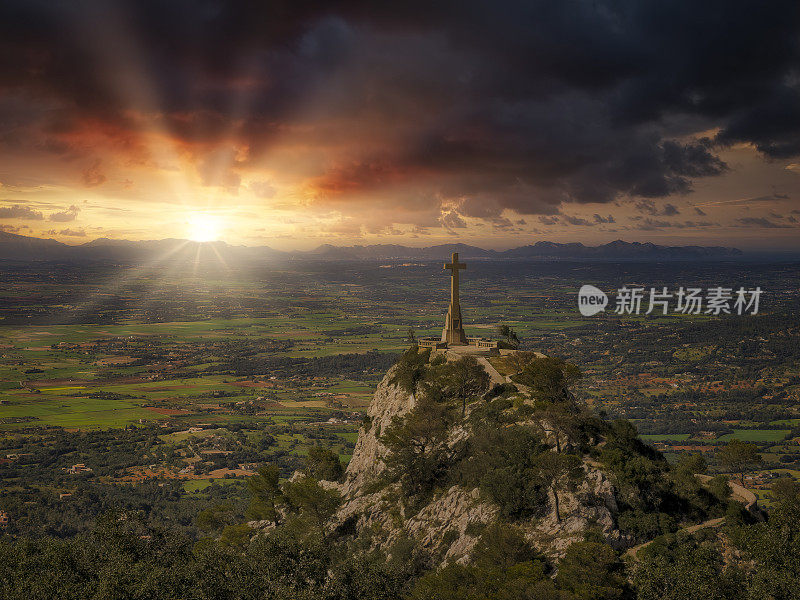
[339,364,416,497]
[331,359,634,564]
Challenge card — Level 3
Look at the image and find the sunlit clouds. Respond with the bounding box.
[1,1,800,249]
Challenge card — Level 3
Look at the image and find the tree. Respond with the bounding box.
[304,446,344,482]
[218,523,252,550]
[672,452,706,488]
[731,476,800,598]
[381,395,456,497]
[324,553,409,600]
[407,327,416,344]
[675,453,707,478]
[471,522,543,569]
[717,440,761,486]
[708,475,732,503]
[534,451,582,522]
[539,402,588,453]
[457,423,553,519]
[435,355,491,417]
[282,475,341,537]
[632,533,742,600]
[514,357,582,402]
[409,524,557,600]
[246,464,284,524]
[389,346,431,394]
[246,525,330,595]
[771,476,800,505]
[497,323,520,347]
[556,541,626,600]
[197,502,236,533]
[504,350,538,374]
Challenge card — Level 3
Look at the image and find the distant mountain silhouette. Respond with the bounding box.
[297,243,497,260]
[0,231,71,259]
[291,240,743,260]
[0,230,743,262]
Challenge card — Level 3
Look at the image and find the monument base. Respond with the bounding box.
[441,304,467,345]
[418,336,500,354]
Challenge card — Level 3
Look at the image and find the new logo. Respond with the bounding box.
[578,285,608,316]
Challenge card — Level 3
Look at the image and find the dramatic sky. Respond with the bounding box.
[1,0,800,250]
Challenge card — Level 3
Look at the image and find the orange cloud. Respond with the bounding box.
[81,159,107,187]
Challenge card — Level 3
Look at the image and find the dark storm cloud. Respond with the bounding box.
[737,217,793,228]
[661,204,680,217]
[634,200,682,217]
[48,205,80,222]
[440,211,467,230]
[716,87,800,158]
[47,228,86,237]
[0,205,44,220]
[562,215,593,226]
[1,0,799,217]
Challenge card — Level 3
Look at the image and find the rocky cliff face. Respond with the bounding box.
[339,364,416,497]
[332,358,633,565]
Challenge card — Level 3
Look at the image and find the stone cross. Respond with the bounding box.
[445,252,466,308]
[441,252,468,345]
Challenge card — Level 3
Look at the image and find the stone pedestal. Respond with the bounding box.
[442,301,467,345]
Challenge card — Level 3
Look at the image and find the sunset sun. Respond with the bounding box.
[187,214,221,242]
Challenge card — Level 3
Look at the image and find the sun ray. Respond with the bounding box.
[208,241,231,271]
[65,240,192,321]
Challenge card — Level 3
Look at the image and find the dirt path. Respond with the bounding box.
[474,356,507,385]
[623,475,758,560]
[695,474,758,512]
[624,516,726,559]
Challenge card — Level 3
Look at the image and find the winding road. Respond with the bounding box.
[624,474,759,559]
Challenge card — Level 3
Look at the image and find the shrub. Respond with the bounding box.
[556,541,626,600]
[458,424,551,519]
[380,394,457,499]
[304,446,344,482]
[389,346,431,393]
[511,357,582,402]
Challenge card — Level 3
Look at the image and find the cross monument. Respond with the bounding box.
[441,252,468,345]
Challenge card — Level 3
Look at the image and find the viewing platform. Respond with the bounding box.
[418,336,500,354]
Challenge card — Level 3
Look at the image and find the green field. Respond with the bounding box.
[0,310,406,428]
[0,395,158,429]
[183,478,244,493]
[715,429,790,443]
[640,433,691,442]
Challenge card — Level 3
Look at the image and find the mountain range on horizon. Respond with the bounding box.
[0,230,748,262]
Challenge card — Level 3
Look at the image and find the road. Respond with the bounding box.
[623,475,759,559]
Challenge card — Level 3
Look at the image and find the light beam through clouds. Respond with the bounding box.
[0,0,799,250]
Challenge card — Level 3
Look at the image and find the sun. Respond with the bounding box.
[187,214,221,242]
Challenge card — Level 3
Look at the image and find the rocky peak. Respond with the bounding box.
[333,350,636,563]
